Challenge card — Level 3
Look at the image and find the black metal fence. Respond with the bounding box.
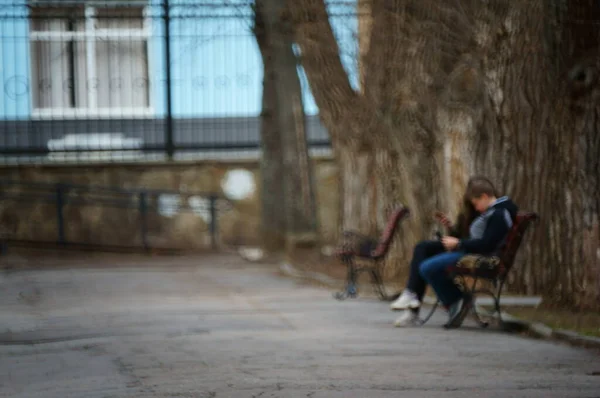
[0,0,358,164]
[0,179,231,251]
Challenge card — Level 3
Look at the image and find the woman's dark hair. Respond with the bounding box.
[452,196,478,238]
[464,175,500,200]
[451,176,498,238]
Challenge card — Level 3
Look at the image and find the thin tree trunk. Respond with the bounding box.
[255,0,319,251]
[254,6,287,252]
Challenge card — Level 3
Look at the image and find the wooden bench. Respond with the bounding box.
[334,207,410,301]
[419,211,539,327]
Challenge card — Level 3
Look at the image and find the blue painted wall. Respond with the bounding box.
[1,0,357,120]
[153,3,265,118]
[0,0,31,119]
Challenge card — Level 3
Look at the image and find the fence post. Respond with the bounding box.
[55,183,66,245]
[164,0,174,160]
[209,195,218,250]
[139,192,149,252]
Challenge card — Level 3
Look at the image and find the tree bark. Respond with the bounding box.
[291,0,600,307]
[431,0,600,308]
[288,0,447,279]
[357,0,372,92]
[254,5,287,252]
[254,0,319,251]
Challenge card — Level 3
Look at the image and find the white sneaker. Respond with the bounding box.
[390,290,421,311]
[393,310,419,327]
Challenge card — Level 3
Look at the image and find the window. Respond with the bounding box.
[29,1,152,118]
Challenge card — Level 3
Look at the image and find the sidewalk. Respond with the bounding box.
[1,253,599,397]
[280,261,600,350]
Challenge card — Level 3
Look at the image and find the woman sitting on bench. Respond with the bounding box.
[390,195,477,326]
[391,176,517,328]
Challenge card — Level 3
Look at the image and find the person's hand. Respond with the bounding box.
[434,211,452,229]
[442,236,459,251]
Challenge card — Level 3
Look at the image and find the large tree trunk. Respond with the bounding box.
[363,1,450,234]
[461,0,600,308]
[554,0,600,309]
[372,0,600,308]
[288,0,383,239]
[254,0,319,251]
[427,0,600,308]
[291,0,600,307]
[288,0,424,280]
[288,0,453,279]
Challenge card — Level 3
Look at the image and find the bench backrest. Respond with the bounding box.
[499,211,538,276]
[372,207,410,258]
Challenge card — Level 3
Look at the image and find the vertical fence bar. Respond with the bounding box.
[164,0,174,160]
[0,181,5,253]
[209,195,218,250]
[139,192,149,251]
[56,183,66,245]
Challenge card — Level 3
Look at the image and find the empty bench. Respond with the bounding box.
[334,207,410,301]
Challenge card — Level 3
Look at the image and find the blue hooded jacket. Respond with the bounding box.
[458,196,518,255]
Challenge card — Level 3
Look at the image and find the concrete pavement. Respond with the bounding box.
[0,254,598,397]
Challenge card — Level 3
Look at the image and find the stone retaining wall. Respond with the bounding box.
[0,159,339,250]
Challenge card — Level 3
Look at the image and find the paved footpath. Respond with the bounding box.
[0,254,599,398]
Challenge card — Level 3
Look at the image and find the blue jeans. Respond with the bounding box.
[406,240,445,301]
[419,251,465,307]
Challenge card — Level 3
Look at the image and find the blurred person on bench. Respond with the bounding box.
[391,176,518,328]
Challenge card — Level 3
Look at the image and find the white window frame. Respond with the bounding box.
[29,1,153,119]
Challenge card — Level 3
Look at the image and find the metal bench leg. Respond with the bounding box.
[495,280,505,327]
[333,257,358,300]
[469,277,490,328]
[418,300,439,325]
[471,306,490,328]
[369,266,395,302]
[333,283,357,300]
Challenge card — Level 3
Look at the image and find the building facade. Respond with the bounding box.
[0,0,330,162]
